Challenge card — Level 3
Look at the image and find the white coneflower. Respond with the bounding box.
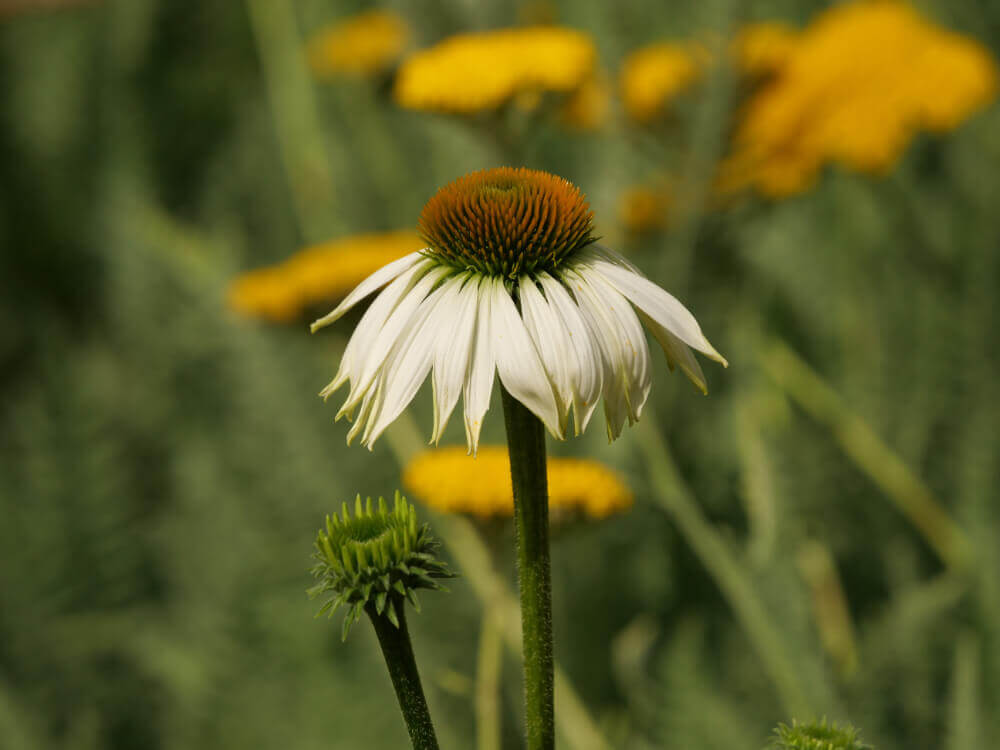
[312,167,726,452]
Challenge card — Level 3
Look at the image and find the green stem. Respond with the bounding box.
[501,387,555,750]
[475,610,503,750]
[635,418,820,719]
[366,603,440,750]
[759,338,972,571]
[244,0,340,242]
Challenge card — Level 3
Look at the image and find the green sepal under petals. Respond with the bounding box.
[309,491,454,640]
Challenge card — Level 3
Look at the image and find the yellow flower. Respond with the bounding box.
[228,231,422,322]
[307,10,408,77]
[402,445,633,520]
[618,184,671,233]
[620,42,701,122]
[732,21,798,76]
[721,1,999,198]
[560,70,611,130]
[227,266,303,324]
[393,27,596,113]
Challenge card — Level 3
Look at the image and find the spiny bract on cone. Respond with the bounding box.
[769,719,872,750]
[309,491,454,640]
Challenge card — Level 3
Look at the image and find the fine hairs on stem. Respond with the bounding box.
[368,601,440,750]
[502,387,556,750]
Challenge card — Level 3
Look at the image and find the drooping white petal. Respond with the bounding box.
[346,380,380,445]
[535,273,603,435]
[518,276,572,435]
[430,276,478,444]
[336,265,450,420]
[640,311,708,395]
[489,277,564,441]
[562,268,630,441]
[576,252,727,365]
[319,260,432,400]
[310,252,428,332]
[362,276,465,448]
[587,243,643,273]
[462,278,495,455]
[575,265,652,424]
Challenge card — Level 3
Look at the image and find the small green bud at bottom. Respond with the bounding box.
[769,718,873,750]
[308,490,453,639]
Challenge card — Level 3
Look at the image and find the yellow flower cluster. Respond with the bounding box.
[402,446,633,521]
[307,10,408,77]
[228,231,422,323]
[618,184,672,233]
[732,21,798,76]
[393,27,596,113]
[722,1,998,197]
[560,71,611,130]
[620,42,702,122]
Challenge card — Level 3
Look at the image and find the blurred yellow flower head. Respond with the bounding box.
[620,42,702,122]
[618,184,672,233]
[722,1,999,198]
[732,21,799,76]
[560,71,611,130]
[402,445,633,520]
[228,231,422,323]
[307,10,408,77]
[394,27,596,113]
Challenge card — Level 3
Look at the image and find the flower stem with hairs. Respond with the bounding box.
[502,387,555,750]
[367,601,440,750]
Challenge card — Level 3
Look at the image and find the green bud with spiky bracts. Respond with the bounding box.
[769,719,873,750]
[309,491,454,640]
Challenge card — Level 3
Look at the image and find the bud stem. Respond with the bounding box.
[501,387,555,750]
[366,601,440,750]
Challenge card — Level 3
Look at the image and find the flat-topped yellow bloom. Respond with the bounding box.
[228,231,422,322]
[620,42,701,122]
[227,266,302,323]
[403,445,632,520]
[560,71,610,130]
[394,27,595,113]
[619,185,672,233]
[721,1,999,197]
[732,22,798,76]
[307,10,408,77]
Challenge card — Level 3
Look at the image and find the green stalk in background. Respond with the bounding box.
[244,0,340,243]
[759,338,973,572]
[475,612,504,750]
[635,418,819,719]
[501,387,555,750]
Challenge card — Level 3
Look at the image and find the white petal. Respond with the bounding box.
[536,273,603,435]
[577,254,727,365]
[518,276,572,435]
[463,278,495,455]
[320,260,431,400]
[336,265,450,419]
[563,268,630,441]
[346,381,380,445]
[361,276,463,448]
[431,276,478,443]
[310,252,428,332]
[587,243,642,273]
[640,312,708,395]
[575,265,652,424]
[489,278,564,441]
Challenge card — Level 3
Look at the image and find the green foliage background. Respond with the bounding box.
[1,1,998,748]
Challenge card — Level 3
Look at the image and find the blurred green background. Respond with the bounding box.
[1,0,998,748]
